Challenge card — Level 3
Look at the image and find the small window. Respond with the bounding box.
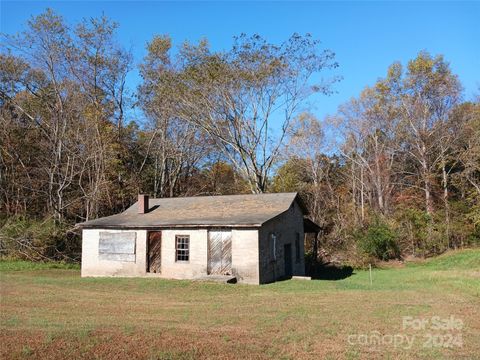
[176,235,190,262]
[295,233,301,263]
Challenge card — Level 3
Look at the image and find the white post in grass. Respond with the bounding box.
[369,264,373,286]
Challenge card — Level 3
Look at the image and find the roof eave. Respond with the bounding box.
[293,193,309,215]
[78,223,263,230]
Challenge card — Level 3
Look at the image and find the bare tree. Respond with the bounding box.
[1,9,132,221]
[142,34,339,193]
[138,36,212,198]
[337,85,399,218]
[284,112,326,220]
[392,53,462,216]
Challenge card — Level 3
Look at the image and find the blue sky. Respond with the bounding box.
[1,1,479,122]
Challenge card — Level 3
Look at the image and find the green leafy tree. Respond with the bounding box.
[357,220,400,261]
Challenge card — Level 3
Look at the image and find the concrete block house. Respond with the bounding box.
[78,193,320,284]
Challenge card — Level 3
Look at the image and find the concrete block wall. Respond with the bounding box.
[158,229,208,279]
[81,227,260,284]
[258,201,305,284]
[231,229,259,284]
[81,229,147,277]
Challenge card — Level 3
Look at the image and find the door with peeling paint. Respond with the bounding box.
[208,230,232,275]
[147,231,162,273]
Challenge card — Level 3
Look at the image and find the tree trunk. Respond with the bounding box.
[421,147,434,216]
[360,166,365,223]
[442,162,450,248]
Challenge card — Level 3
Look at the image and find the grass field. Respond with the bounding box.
[1,250,479,359]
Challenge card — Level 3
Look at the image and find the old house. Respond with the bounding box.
[78,193,320,284]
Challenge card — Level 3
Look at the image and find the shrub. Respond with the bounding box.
[356,220,400,261]
[0,217,80,262]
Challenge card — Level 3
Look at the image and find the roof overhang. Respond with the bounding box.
[293,193,309,215]
[78,223,263,230]
[303,218,322,233]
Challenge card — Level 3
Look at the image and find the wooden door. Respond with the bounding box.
[147,231,162,273]
[208,230,232,275]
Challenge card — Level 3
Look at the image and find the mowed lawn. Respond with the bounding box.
[1,250,479,360]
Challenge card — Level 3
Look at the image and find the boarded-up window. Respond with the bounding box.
[175,235,190,262]
[99,232,136,262]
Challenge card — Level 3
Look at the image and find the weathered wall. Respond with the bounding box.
[81,227,260,284]
[158,229,208,279]
[161,228,260,283]
[81,229,147,277]
[258,201,305,284]
[231,229,259,284]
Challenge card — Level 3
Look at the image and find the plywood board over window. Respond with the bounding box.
[99,232,136,262]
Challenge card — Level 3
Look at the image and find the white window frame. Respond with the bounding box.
[175,235,190,262]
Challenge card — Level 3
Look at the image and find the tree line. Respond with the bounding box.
[1,10,478,264]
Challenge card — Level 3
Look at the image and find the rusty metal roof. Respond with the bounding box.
[78,192,305,229]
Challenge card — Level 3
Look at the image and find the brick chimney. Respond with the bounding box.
[138,194,149,214]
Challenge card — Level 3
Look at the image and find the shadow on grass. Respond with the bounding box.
[306,262,355,280]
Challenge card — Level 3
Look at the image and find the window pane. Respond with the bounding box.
[176,235,190,261]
